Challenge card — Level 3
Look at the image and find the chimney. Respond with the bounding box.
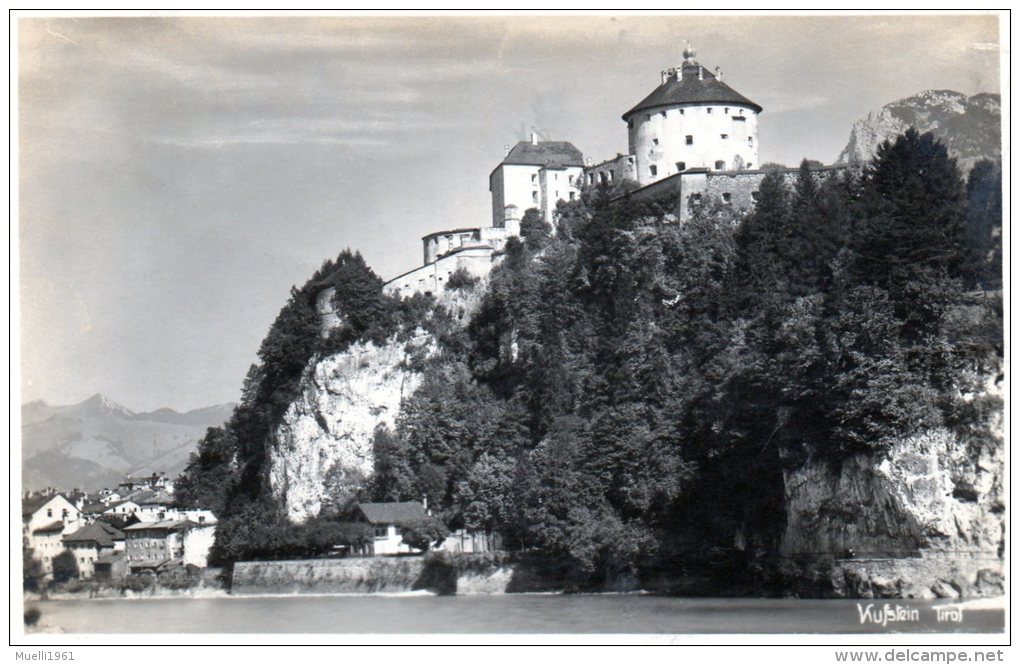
[504,144,511,157]
[530,131,538,145]
[715,66,723,81]
[661,69,669,85]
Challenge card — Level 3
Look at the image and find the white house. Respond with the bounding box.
[22,494,83,575]
[352,501,432,556]
[489,135,584,227]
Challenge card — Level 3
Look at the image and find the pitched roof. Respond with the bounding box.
[124,519,193,532]
[500,141,584,168]
[624,62,762,118]
[356,502,429,525]
[95,552,126,565]
[63,521,124,547]
[22,495,51,518]
[33,520,65,534]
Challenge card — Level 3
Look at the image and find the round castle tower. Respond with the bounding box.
[624,44,762,186]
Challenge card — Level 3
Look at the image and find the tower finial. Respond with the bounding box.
[683,41,697,63]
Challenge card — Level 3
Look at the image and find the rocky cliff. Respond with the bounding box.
[837,90,1001,173]
[780,374,1004,598]
[267,280,488,523]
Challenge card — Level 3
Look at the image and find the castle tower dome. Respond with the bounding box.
[624,44,762,186]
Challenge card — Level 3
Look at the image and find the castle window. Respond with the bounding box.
[724,107,729,114]
[748,137,754,146]
[652,138,659,146]
[532,191,538,203]
[568,175,574,184]
[685,135,693,145]
[554,173,558,180]
[569,191,576,201]
[676,161,686,171]
[720,134,729,139]
[646,114,651,121]
[679,109,684,115]
[649,165,657,176]
[531,174,537,183]
[751,191,760,201]
[722,193,732,204]
[740,109,745,115]
[714,160,725,170]
[660,110,667,118]
[707,108,713,114]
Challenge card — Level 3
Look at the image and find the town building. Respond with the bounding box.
[123,518,217,573]
[61,521,125,579]
[22,493,82,576]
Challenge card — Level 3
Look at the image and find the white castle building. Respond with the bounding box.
[383,45,770,299]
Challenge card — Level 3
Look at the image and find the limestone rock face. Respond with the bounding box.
[267,330,435,523]
[837,90,1001,173]
[782,428,1003,557]
[269,278,489,524]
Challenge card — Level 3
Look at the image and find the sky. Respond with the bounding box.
[17,13,1003,412]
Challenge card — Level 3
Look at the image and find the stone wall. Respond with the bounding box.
[231,557,428,595]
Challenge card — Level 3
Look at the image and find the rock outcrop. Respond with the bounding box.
[837,90,1001,173]
[268,278,489,523]
[780,374,1003,598]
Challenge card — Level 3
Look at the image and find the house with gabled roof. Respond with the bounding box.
[62,521,124,579]
[22,493,82,575]
[351,501,431,556]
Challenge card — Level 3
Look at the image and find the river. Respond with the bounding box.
[30,594,1003,634]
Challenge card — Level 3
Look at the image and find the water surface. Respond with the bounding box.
[32,594,1004,634]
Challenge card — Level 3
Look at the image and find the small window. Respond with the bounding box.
[47,509,52,518]
[676,161,686,171]
[748,137,754,146]
[720,134,729,140]
[608,170,615,181]
[707,108,713,114]
[554,173,559,180]
[724,107,729,114]
[555,191,559,198]
[645,114,651,121]
[532,191,538,203]
[714,160,725,170]
[722,193,732,204]
[679,109,685,115]
[740,109,745,115]
[751,191,760,201]
[531,174,536,183]
[569,191,576,200]
[374,526,388,539]
[660,110,667,118]
[587,173,595,185]
[652,138,659,146]
[649,165,658,176]
[685,135,693,145]
[690,193,702,204]
[568,175,574,184]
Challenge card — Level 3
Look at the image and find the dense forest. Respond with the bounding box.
[176,130,1002,587]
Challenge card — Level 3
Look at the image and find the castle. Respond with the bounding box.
[383,45,829,298]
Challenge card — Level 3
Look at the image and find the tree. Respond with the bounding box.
[400,517,449,552]
[22,549,44,592]
[175,426,238,515]
[519,207,552,248]
[51,550,78,585]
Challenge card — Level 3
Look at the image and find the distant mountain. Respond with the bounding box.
[20,394,234,492]
[837,90,1001,174]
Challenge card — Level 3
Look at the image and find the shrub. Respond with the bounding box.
[24,607,41,626]
[445,267,479,291]
[50,551,78,586]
